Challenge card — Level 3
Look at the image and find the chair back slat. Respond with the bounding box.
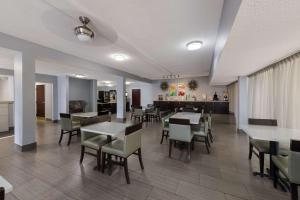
[169,118,192,142]
[124,122,143,155]
[289,139,300,184]
[60,113,72,130]
[248,118,277,126]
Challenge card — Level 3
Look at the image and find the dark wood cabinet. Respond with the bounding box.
[153,100,229,114]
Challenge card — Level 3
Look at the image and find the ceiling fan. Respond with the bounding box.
[74,16,94,42]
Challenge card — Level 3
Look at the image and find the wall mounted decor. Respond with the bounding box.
[188,80,198,90]
[160,81,169,91]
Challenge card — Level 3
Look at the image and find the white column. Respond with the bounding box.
[90,79,97,112]
[237,76,248,130]
[116,76,126,120]
[14,52,36,151]
[57,75,69,115]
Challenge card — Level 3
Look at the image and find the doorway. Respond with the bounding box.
[36,85,45,118]
[132,89,141,107]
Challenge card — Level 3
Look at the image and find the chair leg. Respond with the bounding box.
[248,141,253,160]
[124,158,130,184]
[273,165,278,188]
[80,146,85,164]
[291,183,298,200]
[97,150,101,171]
[77,129,81,136]
[208,130,213,143]
[138,148,144,170]
[205,137,210,154]
[101,152,106,173]
[187,143,191,161]
[259,152,265,177]
[67,131,72,145]
[160,130,165,144]
[206,136,211,147]
[108,154,112,176]
[58,129,64,144]
[169,139,173,157]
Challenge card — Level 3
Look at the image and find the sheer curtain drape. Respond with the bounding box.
[248,52,300,129]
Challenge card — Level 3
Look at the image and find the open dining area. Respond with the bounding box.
[0,0,300,200]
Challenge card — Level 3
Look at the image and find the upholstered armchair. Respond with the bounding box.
[168,118,193,160]
[59,113,81,145]
[272,140,300,200]
[101,122,144,184]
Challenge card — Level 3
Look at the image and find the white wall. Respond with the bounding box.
[0,76,14,101]
[69,77,93,112]
[126,82,153,107]
[152,76,226,101]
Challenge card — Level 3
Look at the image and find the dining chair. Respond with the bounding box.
[133,108,144,122]
[130,105,135,120]
[208,114,214,143]
[80,131,109,170]
[160,113,173,144]
[59,113,81,145]
[248,118,278,177]
[272,140,300,200]
[168,118,193,160]
[101,122,144,184]
[192,118,210,153]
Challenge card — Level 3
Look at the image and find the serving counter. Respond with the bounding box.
[153,100,229,114]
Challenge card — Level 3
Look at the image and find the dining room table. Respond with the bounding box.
[241,124,300,178]
[71,112,98,118]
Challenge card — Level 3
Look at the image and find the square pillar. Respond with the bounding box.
[90,79,97,112]
[57,75,69,115]
[14,52,36,151]
[116,76,126,120]
[237,76,248,130]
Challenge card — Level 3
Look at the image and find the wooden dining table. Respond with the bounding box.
[71,112,98,118]
[241,124,300,178]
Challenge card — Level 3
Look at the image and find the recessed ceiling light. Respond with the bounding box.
[186,41,203,51]
[111,54,129,61]
[103,80,112,84]
[106,84,113,87]
[126,81,131,85]
[72,74,86,78]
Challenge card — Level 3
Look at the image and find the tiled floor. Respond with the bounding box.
[0,114,290,200]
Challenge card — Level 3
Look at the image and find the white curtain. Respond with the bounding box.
[228,82,239,124]
[248,53,300,129]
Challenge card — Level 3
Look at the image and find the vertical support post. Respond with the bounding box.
[237,76,248,131]
[14,52,36,151]
[116,76,126,121]
[57,75,69,116]
[90,79,97,112]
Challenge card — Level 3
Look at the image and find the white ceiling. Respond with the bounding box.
[211,0,300,85]
[0,0,224,80]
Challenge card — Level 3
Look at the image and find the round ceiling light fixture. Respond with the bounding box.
[111,54,129,61]
[74,16,94,42]
[186,41,203,51]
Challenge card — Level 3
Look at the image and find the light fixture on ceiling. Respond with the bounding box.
[74,16,94,42]
[103,80,112,84]
[111,54,129,61]
[125,81,131,85]
[186,41,203,51]
[106,83,113,87]
[72,74,86,78]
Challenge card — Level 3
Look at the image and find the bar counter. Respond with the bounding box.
[153,100,229,114]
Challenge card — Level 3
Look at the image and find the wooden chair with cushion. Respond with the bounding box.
[59,113,81,145]
[169,118,194,160]
[133,108,144,122]
[192,118,210,153]
[248,118,277,177]
[272,140,300,200]
[80,132,108,170]
[208,115,214,143]
[160,112,174,144]
[101,122,144,184]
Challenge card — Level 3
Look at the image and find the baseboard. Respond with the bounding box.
[15,142,37,152]
[52,120,59,123]
[116,118,126,123]
[237,129,246,134]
